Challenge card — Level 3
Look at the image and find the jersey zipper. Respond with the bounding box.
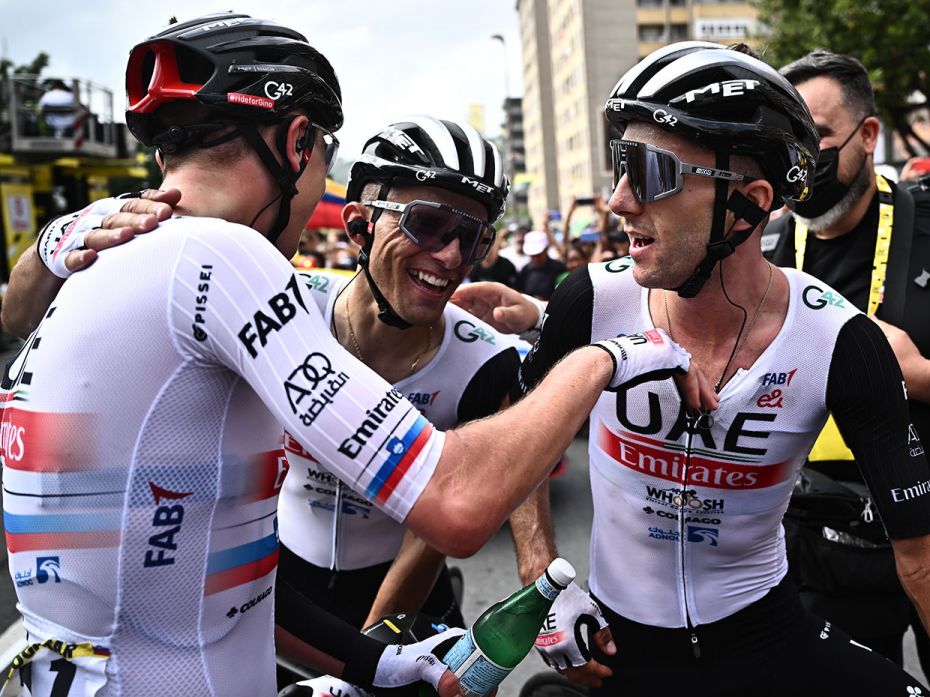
[331,478,344,570]
[680,417,701,658]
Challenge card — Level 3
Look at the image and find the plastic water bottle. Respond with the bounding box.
[442,558,576,697]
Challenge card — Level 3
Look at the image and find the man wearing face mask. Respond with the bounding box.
[765,49,930,671]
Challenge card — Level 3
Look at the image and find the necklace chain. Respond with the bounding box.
[345,284,433,374]
[664,263,774,392]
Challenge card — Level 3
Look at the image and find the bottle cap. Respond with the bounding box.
[546,558,576,588]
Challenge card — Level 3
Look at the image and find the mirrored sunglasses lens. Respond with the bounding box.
[403,204,491,264]
[610,140,625,189]
[623,142,679,202]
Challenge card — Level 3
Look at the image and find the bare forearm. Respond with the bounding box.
[509,480,557,584]
[407,346,611,557]
[364,531,446,627]
[2,245,64,337]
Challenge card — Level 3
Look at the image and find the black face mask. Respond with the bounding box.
[789,117,867,219]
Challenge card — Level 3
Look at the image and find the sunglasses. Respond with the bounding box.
[315,126,340,175]
[363,199,496,266]
[610,139,756,203]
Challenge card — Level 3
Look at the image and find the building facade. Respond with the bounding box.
[516,0,757,229]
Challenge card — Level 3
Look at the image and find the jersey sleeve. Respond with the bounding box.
[826,313,930,539]
[167,223,442,523]
[518,265,595,394]
[457,347,521,422]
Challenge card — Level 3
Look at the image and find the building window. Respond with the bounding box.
[669,23,688,40]
[695,19,753,39]
[638,24,664,42]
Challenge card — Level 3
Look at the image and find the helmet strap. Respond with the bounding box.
[239,119,309,246]
[674,152,770,298]
[357,182,413,330]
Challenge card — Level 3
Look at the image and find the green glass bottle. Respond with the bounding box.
[442,558,575,697]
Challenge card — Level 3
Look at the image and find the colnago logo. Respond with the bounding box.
[0,421,25,462]
[36,556,61,584]
[337,389,404,458]
[407,390,440,407]
[238,275,309,358]
[226,585,273,619]
[598,423,791,490]
[227,92,275,110]
[890,478,930,504]
[673,79,761,105]
[642,506,721,525]
[687,526,719,546]
[645,485,725,512]
[144,482,193,568]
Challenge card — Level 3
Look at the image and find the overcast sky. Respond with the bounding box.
[1,1,523,159]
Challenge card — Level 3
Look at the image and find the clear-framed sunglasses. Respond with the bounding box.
[610,139,756,203]
[363,199,496,265]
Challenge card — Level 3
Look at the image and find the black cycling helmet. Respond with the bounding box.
[605,42,819,297]
[126,12,342,147]
[347,116,510,223]
[346,117,511,330]
[125,13,343,247]
[605,41,818,204]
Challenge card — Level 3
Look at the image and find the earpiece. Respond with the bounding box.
[347,219,370,239]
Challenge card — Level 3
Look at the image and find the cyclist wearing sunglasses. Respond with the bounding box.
[274,117,535,650]
[2,14,708,687]
[463,42,930,695]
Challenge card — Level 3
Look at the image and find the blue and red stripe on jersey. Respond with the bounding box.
[4,510,122,553]
[204,531,279,596]
[365,415,432,505]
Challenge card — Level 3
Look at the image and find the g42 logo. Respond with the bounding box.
[802,284,846,310]
[653,109,678,127]
[605,257,632,274]
[264,81,294,100]
[786,165,808,183]
[454,320,496,344]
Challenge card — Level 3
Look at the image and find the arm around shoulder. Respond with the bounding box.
[2,245,65,338]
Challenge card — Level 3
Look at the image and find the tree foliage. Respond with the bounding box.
[752,0,930,156]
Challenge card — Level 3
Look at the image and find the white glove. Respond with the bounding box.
[534,582,611,670]
[372,626,465,690]
[36,196,127,278]
[284,675,372,697]
[592,328,690,391]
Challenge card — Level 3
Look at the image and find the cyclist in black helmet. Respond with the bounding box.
[0,14,707,697]
[458,41,930,696]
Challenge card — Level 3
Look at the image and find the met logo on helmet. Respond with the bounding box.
[672,79,761,106]
[379,127,425,156]
[606,99,627,112]
[461,176,494,194]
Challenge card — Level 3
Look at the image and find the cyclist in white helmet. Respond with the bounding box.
[458,41,930,696]
[0,14,708,697]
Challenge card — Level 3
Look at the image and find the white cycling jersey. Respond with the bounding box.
[278,271,526,570]
[1,219,443,696]
[520,258,930,630]
[583,263,850,626]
